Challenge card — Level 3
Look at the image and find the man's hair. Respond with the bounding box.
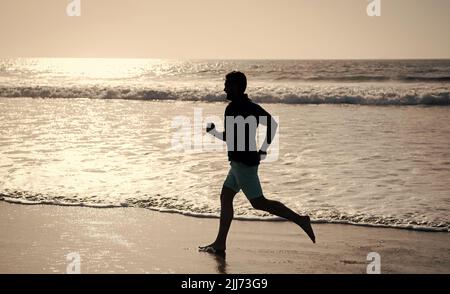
[225,71,247,93]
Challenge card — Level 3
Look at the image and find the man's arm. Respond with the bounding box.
[260,116,278,153]
[206,123,226,142]
[256,105,277,156]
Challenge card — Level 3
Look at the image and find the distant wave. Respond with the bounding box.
[300,75,391,82]
[401,76,450,82]
[1,85,449,105]
[0,193,448,232]
[298,75,450,83]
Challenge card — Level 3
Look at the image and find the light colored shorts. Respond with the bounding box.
[223,161,263,200]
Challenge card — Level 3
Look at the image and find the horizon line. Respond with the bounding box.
[1,56,450,61]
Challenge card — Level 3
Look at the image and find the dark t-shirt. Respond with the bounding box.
[224,95,272,166]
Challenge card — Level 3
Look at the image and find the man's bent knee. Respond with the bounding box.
[249,195,268,210]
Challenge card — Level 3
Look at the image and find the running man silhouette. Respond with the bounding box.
[199,71,315,258]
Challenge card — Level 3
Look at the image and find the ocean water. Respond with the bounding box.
[0,58,449,105]
[0,58,449,232]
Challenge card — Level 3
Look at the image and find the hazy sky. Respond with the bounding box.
[1,0,449,59]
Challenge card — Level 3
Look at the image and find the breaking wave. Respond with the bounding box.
[1,191,448,232]
[1,85,449,105]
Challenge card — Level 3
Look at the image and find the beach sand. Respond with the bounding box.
[0,202,448,274]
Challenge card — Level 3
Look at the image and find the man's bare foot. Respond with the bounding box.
[296,216,316,243]
[198,244,226,259]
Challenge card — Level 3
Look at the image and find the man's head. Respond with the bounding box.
[224,71,247,101]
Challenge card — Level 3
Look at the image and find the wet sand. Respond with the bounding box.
[0,202,448,274]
